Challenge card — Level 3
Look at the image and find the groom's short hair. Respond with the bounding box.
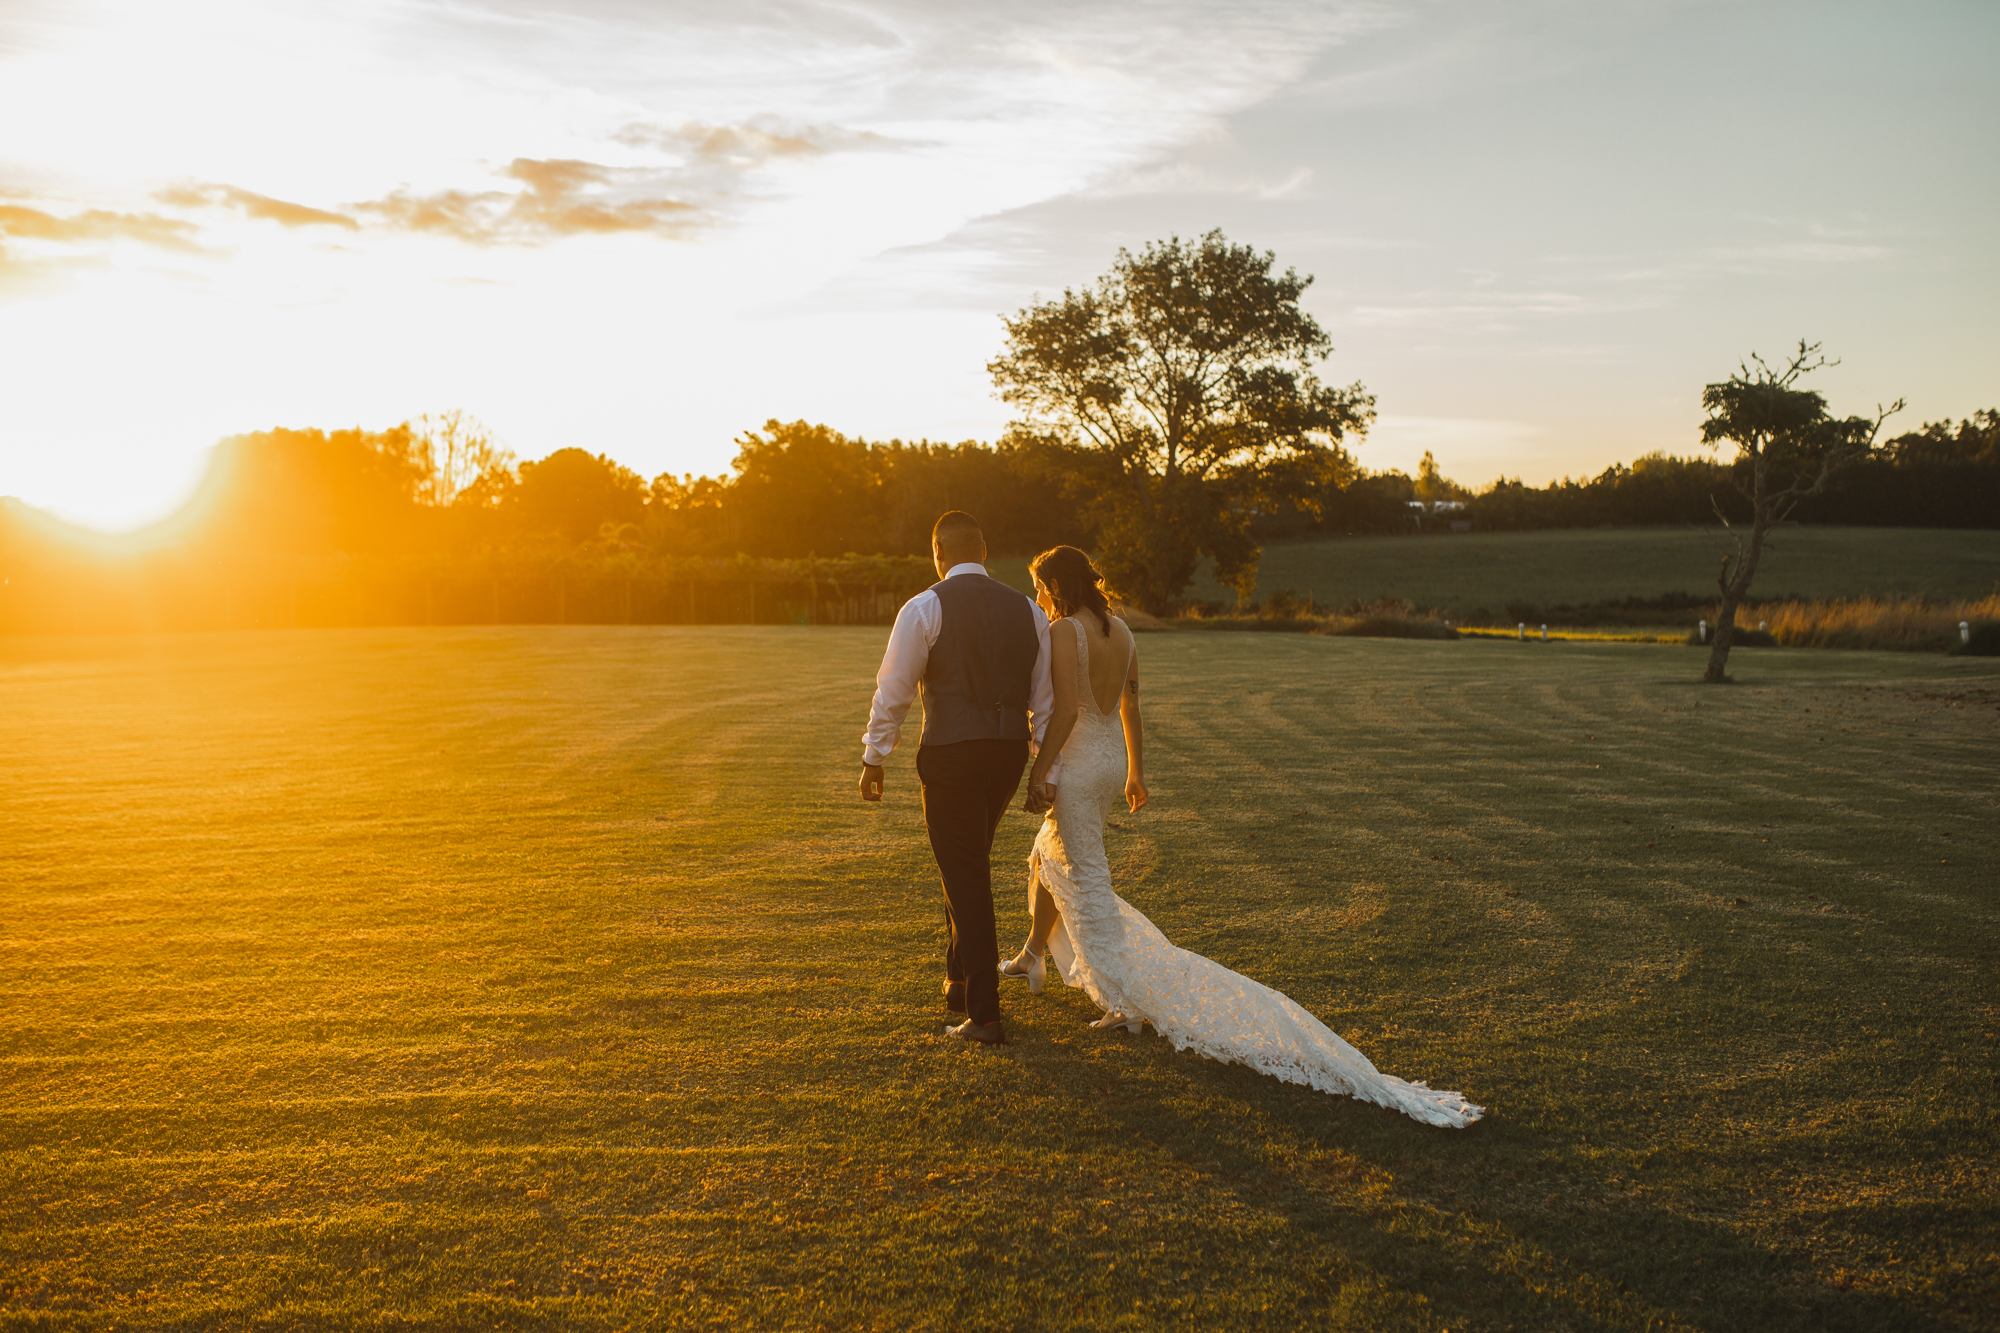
[933,510,984,556]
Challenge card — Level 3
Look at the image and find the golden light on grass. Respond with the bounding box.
[4,626,1996,1327]
[1760,594,2000,651]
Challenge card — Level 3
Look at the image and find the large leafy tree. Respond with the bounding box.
[726,420,883,557]
[989,230,1373,611]
[513,448,648,545]
[1698,341,1902,682]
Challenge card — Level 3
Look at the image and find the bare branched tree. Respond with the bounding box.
[412,410,514,508]
[1698,341,1903,682]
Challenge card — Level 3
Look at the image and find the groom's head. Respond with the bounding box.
[932,511,987,580]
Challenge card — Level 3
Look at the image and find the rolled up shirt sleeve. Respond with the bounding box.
[1028,603,1063,785]
[861,591,940,766]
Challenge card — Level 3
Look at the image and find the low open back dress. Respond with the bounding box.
[1026,616,1483,1129]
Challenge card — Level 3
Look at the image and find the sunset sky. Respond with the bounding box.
[2,0,1993,531]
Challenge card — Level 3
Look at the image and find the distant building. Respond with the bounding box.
[1407,499,1470,533]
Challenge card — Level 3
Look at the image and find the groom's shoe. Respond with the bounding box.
[942,980,967,1014]
[947,1018,1005,1045]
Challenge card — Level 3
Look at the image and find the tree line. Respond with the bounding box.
[147,417,1096,565]
[1452,411,1998,534]
[37,399,1994,566]
[6,408,1988,613]
[3,402,1992,635]
[1,230,1993,634]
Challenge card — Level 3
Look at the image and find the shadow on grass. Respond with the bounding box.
[995,1029,1962,1332]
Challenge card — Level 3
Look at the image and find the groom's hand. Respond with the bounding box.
[859,763,885,802]
[1024,780,1055,814]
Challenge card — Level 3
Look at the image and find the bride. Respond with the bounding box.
[999,546,1483,1129]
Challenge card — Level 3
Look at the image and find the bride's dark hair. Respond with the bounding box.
[1030,545,1112,635]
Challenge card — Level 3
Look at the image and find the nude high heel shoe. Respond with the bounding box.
[998,944,1046,994]
[1090,1010,1142,1033]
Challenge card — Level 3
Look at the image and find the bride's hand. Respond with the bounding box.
[1125,773,1148,812]
[1025,779,1056,814]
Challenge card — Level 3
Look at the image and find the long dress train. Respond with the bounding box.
[1026,617,1483,1129]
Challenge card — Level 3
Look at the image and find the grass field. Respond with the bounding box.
[4,627,1998,1331]
[1124,527,2000,616]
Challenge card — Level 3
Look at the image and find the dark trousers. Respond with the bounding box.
[916,738,1029,1027]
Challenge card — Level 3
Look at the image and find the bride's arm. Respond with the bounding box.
[1120,636,1147,812]
[1028,622,1078,791]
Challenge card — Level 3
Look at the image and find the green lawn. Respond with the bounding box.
[3,627,1996,1331]
[1119,527,2000,614]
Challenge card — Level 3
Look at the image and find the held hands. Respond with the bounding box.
[1021,773,1145,814]
[859,763,885,802]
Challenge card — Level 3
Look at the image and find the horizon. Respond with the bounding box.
[2,0,1994,534]
[0,415,1825,546]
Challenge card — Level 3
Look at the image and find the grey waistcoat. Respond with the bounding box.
[920,574,1039,747]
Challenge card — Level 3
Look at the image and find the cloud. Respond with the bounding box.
[0,200,204,299]
[1526,226,1897,308]
[350,121,893,244]
[1349,287,1608,335]
[157,163,701,243]
[613,118,895,164]
[1077,154,1324,202]
[18,112,891,261]
[354,157,701,243]
[156,182,359,230]
[0,203,201,250]
[1257,166,1314,200]
[1687,240,1891,272]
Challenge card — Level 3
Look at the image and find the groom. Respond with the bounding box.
[858,511,1055,1045]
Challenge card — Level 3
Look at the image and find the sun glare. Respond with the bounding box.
[0,1,1381,530]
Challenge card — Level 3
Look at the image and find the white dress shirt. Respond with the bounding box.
[861,562,1060,781]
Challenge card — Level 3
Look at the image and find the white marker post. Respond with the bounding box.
[1963,621,1973,645]
[1699,618,1708,643]
[1541,623,1549,642]
[1518,622,1526,641]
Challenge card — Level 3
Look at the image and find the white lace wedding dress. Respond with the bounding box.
[1026,617,1483,1129]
